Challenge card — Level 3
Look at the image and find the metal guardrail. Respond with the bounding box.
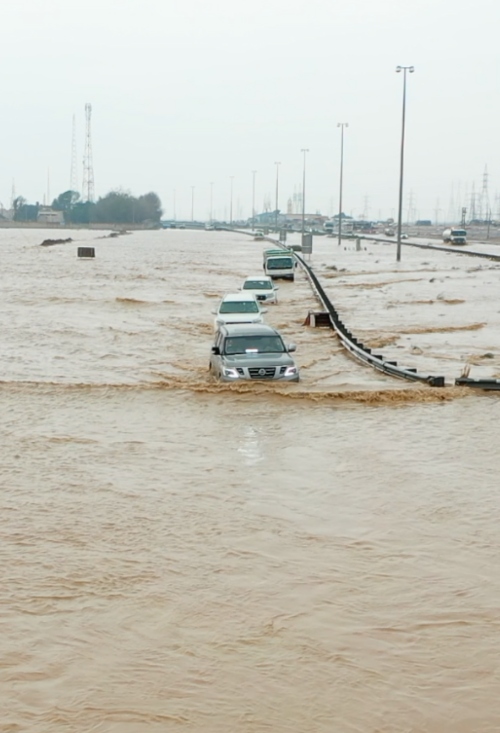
[361,236,500,261]
[291,250,446,387]
[231,230,500,391]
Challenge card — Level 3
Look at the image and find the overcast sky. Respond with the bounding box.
[1,0,498,222]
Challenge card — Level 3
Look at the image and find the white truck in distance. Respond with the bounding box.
[263,249,295,281]
[442,228,467,245]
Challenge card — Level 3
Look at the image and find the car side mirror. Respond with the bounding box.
[211,309,217,315]
[287,343,297,352]
[274,285,280,290]
[211,346,220,355]
[260,308,268,314]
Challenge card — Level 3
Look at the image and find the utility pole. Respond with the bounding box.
[395,65,414,261]
[337,124,348,246]
[300,149,309,236]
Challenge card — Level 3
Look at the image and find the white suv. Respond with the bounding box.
[241,275,278,304]
[212,292,267,331]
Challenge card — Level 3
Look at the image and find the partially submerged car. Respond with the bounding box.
[212,292,267,330]
[241,275,278,304]
[210,323,299,382]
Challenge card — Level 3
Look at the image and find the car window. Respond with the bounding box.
[224,336,285,355]
[219,301,259,314]
[267,258,293,269]
[243,280,272,290]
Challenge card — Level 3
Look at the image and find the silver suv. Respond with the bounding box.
[210,323,299,382]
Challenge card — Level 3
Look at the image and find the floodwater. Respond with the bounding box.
[2,228,500,733]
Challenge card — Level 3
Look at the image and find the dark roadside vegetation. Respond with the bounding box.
[10,190,163,226]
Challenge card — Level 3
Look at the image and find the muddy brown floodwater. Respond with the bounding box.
[2,228,500,733]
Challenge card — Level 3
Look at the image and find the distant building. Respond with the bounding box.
[0,206,14,221]
[252,211,328,229]
[37,207,64,225]
[283,213,328,227]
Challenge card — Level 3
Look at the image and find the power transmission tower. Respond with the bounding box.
[70,114,79,194]
[82,103,95,202]
[406,190,414,225]
[434,198,441,226]
[469,182,476,222]
[480,165,490,222]
[363,195,369,220]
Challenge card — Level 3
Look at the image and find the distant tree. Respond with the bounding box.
[136,192,162,223]
[52,190,81,224]
[93,190,162,224]
[12,196,26,213]
[52,190,80,211]
[70,201,94,224]
[14,203,38,222]
[46,189,163,226]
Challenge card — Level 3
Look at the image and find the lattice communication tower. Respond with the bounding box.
[82,103,95,202]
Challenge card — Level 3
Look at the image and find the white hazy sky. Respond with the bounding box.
[1,0,498,221]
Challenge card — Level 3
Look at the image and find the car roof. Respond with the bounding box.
[221,292,258,302]
[218,323,280,337]
[243,275,273,282]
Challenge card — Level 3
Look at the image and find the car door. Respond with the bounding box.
[211,331,224,375]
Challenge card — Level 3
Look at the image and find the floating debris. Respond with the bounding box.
[39,237,73,246]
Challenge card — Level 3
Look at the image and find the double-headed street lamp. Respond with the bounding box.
[210,182,214,222]
[395,65,414,262]
[274,161,281,232]
[301,149,309,236]
[337,123,348,246]
[191,186,195,222]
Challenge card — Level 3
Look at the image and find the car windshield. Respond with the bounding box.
[267,258,292,269]
[219,300,259,314]
[243,280,272,290]
[224,336,286,355]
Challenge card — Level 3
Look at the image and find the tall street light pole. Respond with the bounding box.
[191,186,195,222]
[173,188,176,222]
[395,65,414,262]
[337,123,348,246]
[229,176,234,226]
[251,170,256,228]
[301,149,309,237]
[210,182,214,222]
[274,161,281,232]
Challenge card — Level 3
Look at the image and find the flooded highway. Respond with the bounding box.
[2,228,500,732]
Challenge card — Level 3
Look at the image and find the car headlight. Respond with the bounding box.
[284,366,297,376]
[223,368,239,379]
